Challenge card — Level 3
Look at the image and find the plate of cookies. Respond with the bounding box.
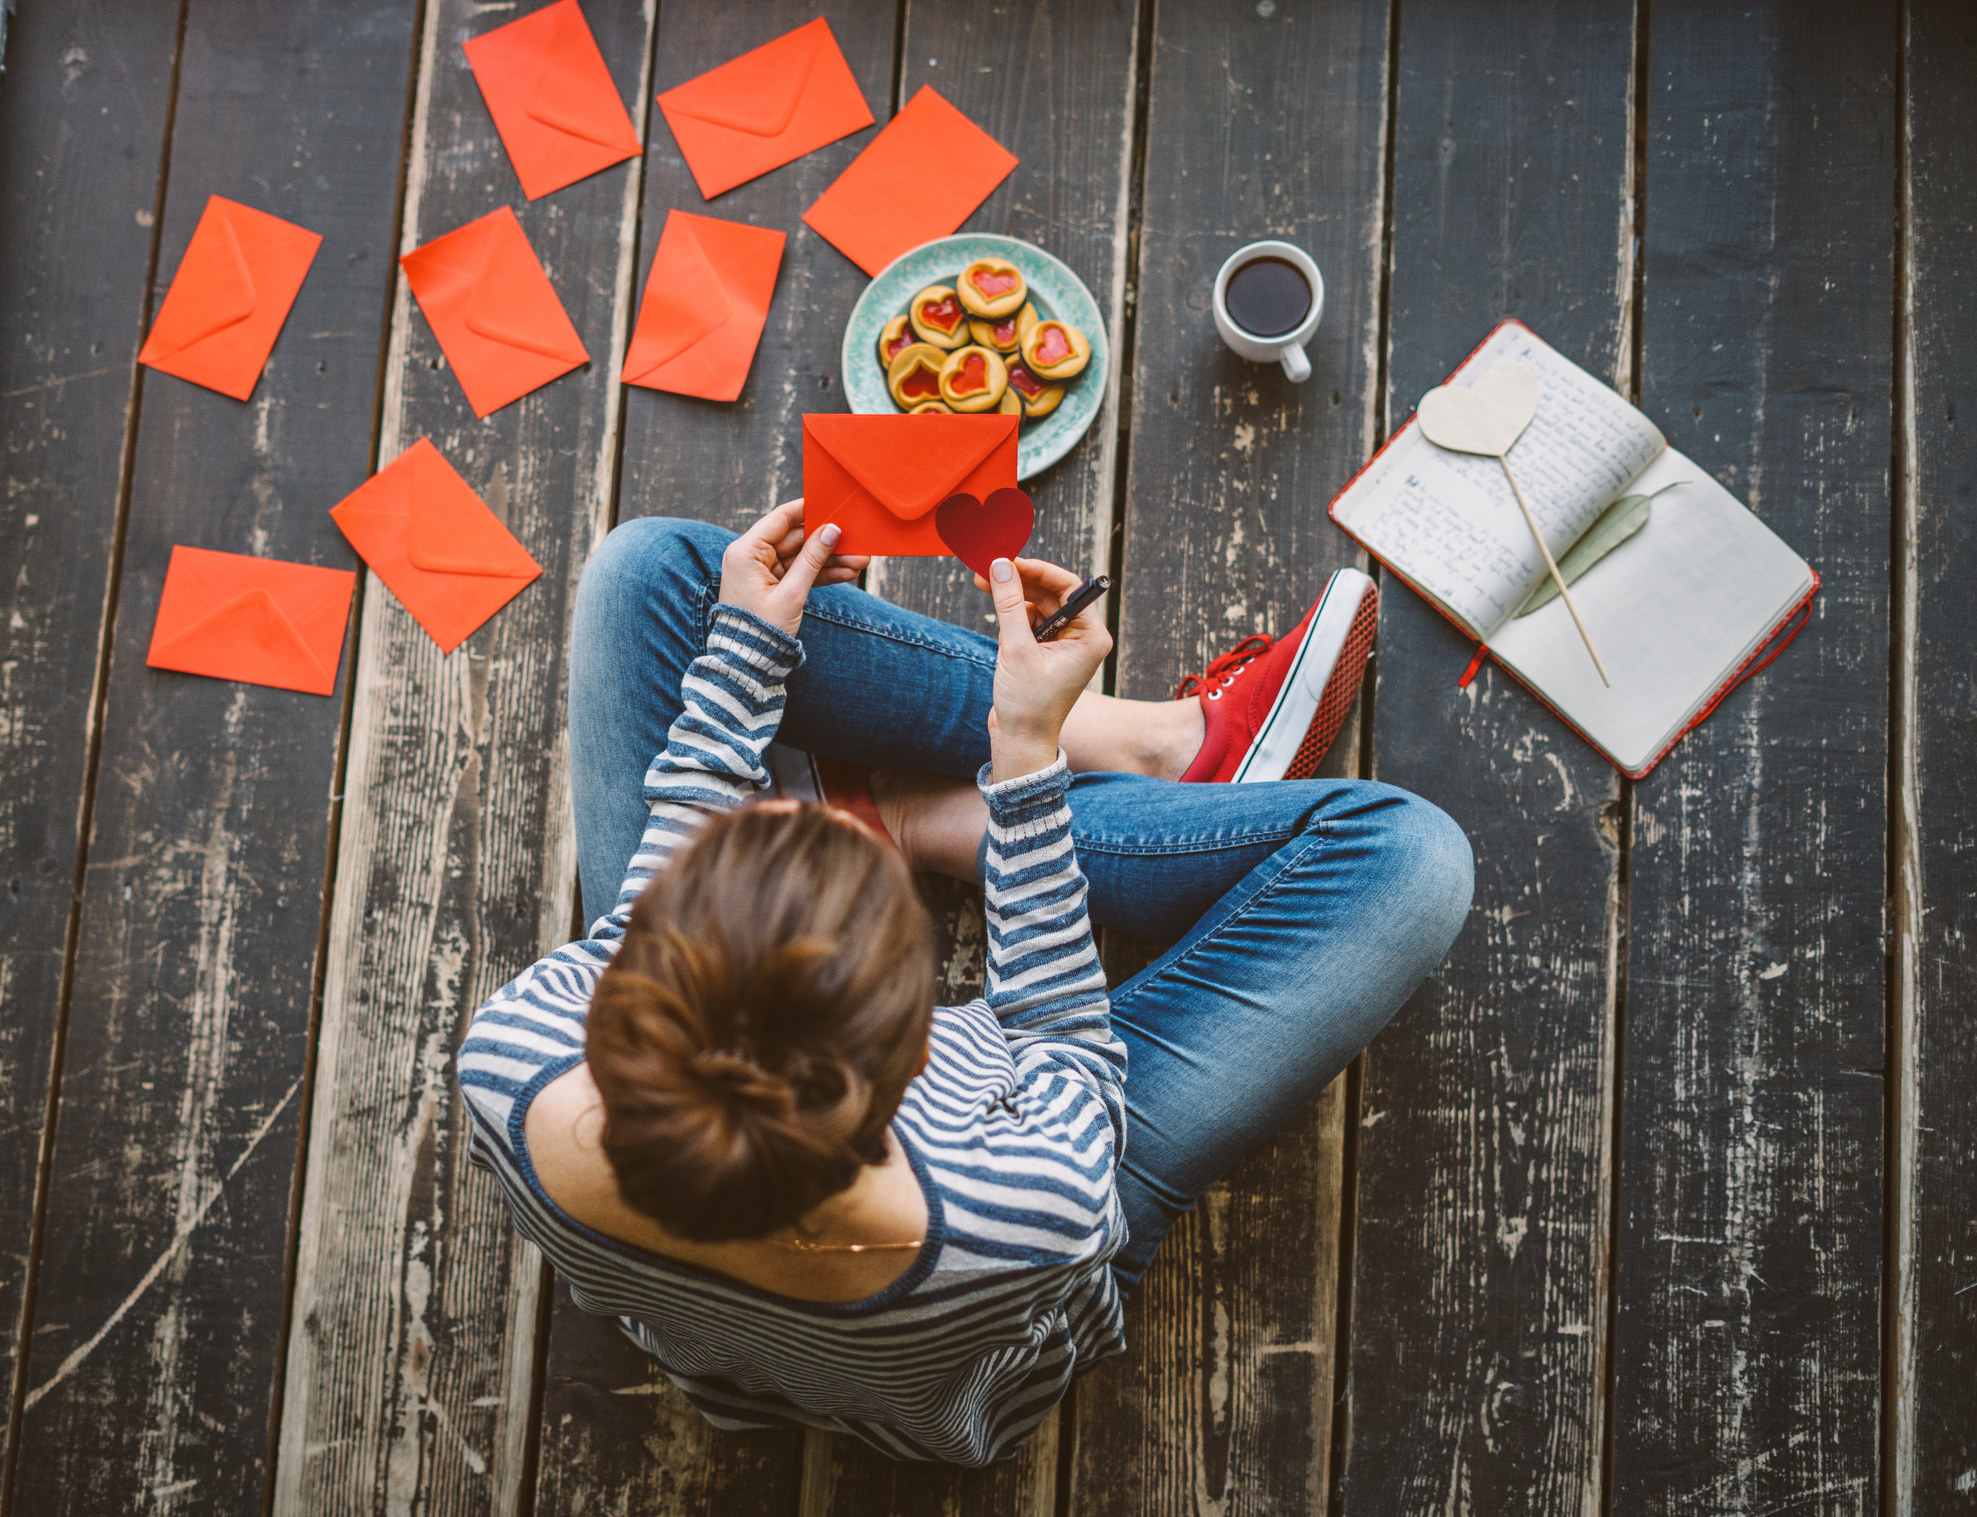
[841,233,1108,481]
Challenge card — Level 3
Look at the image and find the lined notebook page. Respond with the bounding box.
[1336,325,1664,636]
[1487,447,1814,773]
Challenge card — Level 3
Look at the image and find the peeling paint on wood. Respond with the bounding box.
[8,3,418,1513]
[272,2,655,1513]
[1341,4,1635,1513]
[1612,4,1893,1509]
[0,1,181,1480]
[1897,3,1977,1502]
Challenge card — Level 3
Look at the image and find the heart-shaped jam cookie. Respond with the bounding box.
[935,486,1036,578]
[967,312,1024,353]
[887,343,949,408]
[1005,357,1064,418]
[877,314,917,369]
[909,400,952,414]
[1021,319,1090,380]
[956,257,1028,318]
[938,345,1008,413]
[908,285,968,348]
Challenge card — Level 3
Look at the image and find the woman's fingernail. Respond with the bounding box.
[991,558,1014,583]
[819,522,841,546]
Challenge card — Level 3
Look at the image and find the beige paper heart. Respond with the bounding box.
[1416,360,1540,457]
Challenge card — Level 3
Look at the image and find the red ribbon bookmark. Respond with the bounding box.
[1458,645,1488,688]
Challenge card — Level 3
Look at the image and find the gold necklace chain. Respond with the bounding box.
[768,1236,924,1253]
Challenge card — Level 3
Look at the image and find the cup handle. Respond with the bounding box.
[1278,341,1311,383]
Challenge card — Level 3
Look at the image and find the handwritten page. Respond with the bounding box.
[1487,448,1814,772]
[1336,325,1664,638]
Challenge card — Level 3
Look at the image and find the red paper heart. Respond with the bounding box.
[935,486,1034,578]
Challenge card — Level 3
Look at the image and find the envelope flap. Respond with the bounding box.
[663,22,820,138]
[153,586,329,686]
[464,232,579,359]
[522,3,629,147]
[155,203,260,355]
[807,414,1014,522]
[406,447,540,577]
[630,219,735,373]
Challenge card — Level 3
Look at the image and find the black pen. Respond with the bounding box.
[1031,575,1111,643]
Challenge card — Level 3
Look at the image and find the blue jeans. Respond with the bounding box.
[568,518,1474,1289]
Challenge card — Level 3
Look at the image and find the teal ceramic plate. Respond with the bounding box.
[841,234,1108,481]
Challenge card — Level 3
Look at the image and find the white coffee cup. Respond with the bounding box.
[1212,240,1325,383]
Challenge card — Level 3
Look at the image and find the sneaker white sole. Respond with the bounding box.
[1230,567,1376,784]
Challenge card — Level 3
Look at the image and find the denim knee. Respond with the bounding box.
[1357,789,1474,966]
[575,515,732,631]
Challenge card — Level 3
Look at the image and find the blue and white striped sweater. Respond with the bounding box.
[457,605,1128,1465]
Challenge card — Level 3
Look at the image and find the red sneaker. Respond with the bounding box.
[1177,568,1378,783]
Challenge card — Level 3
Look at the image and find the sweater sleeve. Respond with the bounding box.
[606,603,805,925]
[457,604,802,1153]
[977,753,1127,1153]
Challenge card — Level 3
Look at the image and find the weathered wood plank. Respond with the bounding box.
[1339,5,1636,1513]
[1612,4,1893,1509]
[1898,2,1977,1502]
[272,2,656,1512]
[533,1307,797,1517]
[801,1415,1057,1517]
[862,0,1138,622]
[5,3,421,1513]
[1071,2,1389,1512]
[0,0,183,1470]
[1077,1050,1350,1517]
[613,0,899,537]
[528,5,894,1511]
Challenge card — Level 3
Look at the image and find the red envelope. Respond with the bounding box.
[657,18,874,200]
[801,87,1018,277]
[803,412,1019,556]
[400,206,589,418]
[464,0,641,201]
[146,546,355,695]
[623,211,785,401]
[330,437,543,653]
[138,196,322,401]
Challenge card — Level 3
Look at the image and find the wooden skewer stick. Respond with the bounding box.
[1497,454,1611,686]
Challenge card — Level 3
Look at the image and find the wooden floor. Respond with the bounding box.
[1,0,1970,1512]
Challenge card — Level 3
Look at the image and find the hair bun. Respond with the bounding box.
[689,1048,791,1117]
[587,800,937,1242]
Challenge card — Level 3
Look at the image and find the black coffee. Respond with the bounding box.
[1224,256,1311,338]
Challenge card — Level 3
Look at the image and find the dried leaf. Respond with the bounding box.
[1516,480,1686,617]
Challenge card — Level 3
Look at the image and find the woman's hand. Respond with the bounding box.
[982,556,1112,782]
[717,500,869,638]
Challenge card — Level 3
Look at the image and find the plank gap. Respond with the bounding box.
[1597,8,1653,1514]
[1094,0,1160,702]
[887,0,909,116]
[1328,7,1404,1511]
[1882,0,1917,1511]
[1324,1055,1366,1517]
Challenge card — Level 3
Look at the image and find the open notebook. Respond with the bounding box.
[1330,320,1818,777]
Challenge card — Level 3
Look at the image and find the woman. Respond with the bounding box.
[459,502,1471,1466]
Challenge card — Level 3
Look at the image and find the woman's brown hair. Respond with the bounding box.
[586,801,936,1242]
